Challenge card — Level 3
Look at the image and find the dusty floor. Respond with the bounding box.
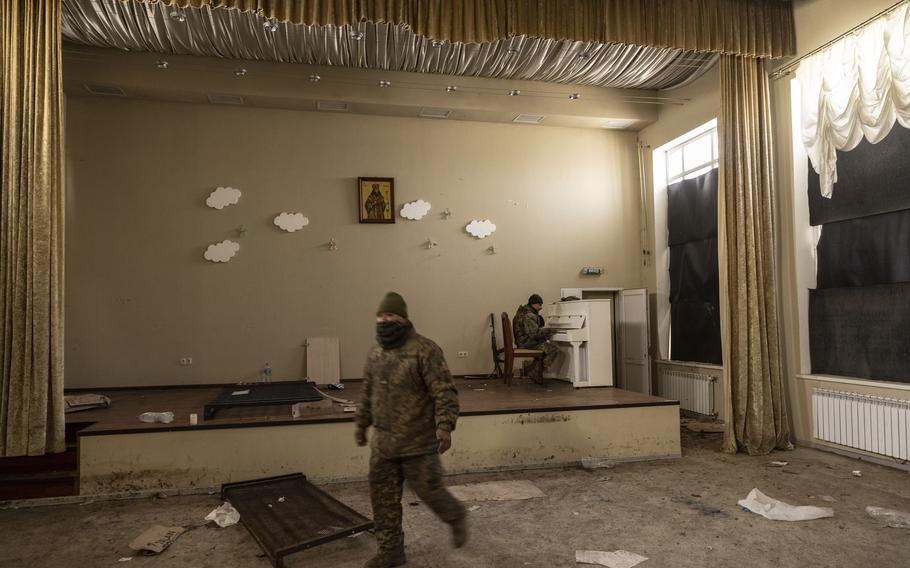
[1,426,908,568]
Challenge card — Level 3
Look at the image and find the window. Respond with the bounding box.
[652,120,721,364]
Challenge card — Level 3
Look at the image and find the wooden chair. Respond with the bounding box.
[499,312,544,386]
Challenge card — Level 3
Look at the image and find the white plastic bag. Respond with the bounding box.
[738,488,833,521]
[205,501,240,527]
[137,412,174,424]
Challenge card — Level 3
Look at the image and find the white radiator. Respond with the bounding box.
[812,388,910,461]
[658,368,716,416]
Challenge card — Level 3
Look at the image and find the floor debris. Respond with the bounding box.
[448,480,546,502]
[581,458,615,470]
[205,502,240,527]
[767,461,789,467]
[865,506,910,529]
[819,495,837,503]
[129,525,186,555]
[738,488,834,521]
[852,470,862,477]
[117,558,132,563]
[575,549,648,568]
[684,422,725,433]
[468,505,481,512]
[672,496,728,518]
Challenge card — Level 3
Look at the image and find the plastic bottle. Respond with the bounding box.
[263,363,272,383]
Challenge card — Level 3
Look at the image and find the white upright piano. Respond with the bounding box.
[543,299,614,388]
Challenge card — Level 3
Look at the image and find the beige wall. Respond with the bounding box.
[775,0,910,444]
[64,97,644,387]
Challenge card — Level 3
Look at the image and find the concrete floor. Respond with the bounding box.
[1,425,908,567]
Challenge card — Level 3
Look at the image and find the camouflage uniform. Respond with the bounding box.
[512,304,560,372]
[356,330,465,557]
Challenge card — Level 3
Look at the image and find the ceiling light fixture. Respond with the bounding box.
[508,89,521,96]
[379,80,391,88]
[568,93,580,100]
[446,85,457,93]
[262,19,279,32]
[234,67,248,77]
[350,30,364,40]
[308,74,321,82]
[169,9,186,22]
[156,59,169,69]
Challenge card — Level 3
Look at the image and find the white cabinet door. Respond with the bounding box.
[619,289,651,394]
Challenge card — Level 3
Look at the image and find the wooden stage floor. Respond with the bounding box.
[67,378,677,437]
[68,379,681,494]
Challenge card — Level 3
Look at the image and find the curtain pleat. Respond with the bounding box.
[0,0,66,457]
[136,0,796,58]
[718,55,791,455]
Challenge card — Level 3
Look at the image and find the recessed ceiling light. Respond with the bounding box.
[350,30,364,40]
[568,93,580,100]
[169,9,186,22]
[419,107,451,119]
[379,80,391,88]
[208,94,244,105]
[156,59,169,69]
[513,114,545,124]
[508,89,521,96]
[446,85,457,93]
[430,39,445,48]
[308,74,321,82]
[317,100,348,112]
[603,119,636,129]
[262,19,279,32]
[234,68,248,77]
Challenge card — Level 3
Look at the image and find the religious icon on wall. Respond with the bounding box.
[357,177,395,224]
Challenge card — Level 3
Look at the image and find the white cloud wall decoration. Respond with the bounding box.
[401,200,432,220]
[466,219,497,239]
[206,186,242,210]
[204,240,240,263]
[274,212,310,232]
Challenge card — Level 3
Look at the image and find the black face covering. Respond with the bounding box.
[376,320,413,350]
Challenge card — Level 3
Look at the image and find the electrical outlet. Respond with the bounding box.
[179,357,193,366]
[457,351,468,358]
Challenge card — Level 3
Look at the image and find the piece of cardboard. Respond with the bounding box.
[128,525,185,555]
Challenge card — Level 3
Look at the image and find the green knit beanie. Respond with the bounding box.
[377,292,408,319]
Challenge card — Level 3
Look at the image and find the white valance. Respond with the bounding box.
[797,2,910,198]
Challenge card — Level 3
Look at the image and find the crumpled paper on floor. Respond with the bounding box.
[738,488,833,521]
[866,506,910,529]
[576,550,648,568]
[205,502,240,527]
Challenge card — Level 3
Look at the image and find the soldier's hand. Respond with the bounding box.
[355,426,368,447]
[436,428,452,454]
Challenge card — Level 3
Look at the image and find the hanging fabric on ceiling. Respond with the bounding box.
[796,1,910,199]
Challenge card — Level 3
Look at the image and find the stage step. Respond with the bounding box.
[0,422,91,501]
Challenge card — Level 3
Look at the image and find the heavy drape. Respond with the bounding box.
[718,55,792,455]
[134,0,796,58]
[0,0,66,457]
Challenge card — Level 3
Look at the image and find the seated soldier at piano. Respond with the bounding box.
[512,294,560,382]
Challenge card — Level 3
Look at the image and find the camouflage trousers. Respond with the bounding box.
[369,451,465,553]
[523,342,560,373]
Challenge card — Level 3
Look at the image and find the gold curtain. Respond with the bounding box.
[0,0,66,457]
[135,0,796,58]
[718,55,791,455]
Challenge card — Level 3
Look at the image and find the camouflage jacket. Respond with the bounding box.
[355,331,460,458]
[512,304,551,348]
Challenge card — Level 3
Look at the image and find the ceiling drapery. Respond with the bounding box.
[129,0,795,58]
[63,0,718,90]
